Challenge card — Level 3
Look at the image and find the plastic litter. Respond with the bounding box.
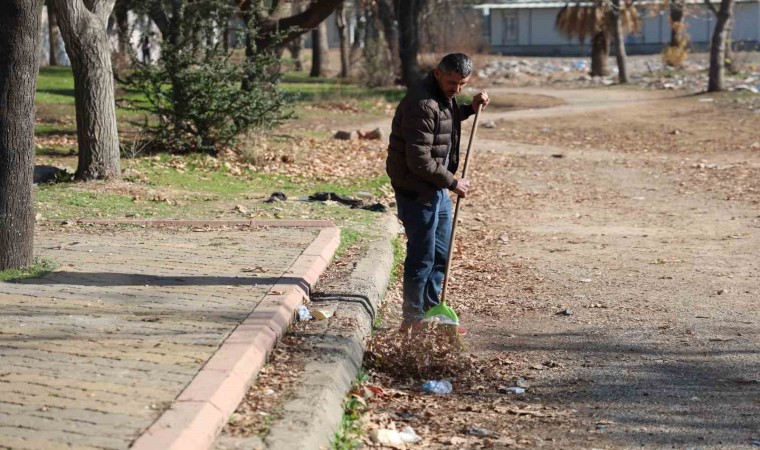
[296,305,312,321]
[370,429,403,445]
[399,426,422,443]
[500,386,525,394]
[421,314,458,326]
[422,380,452,395]
[308,192,362,207]
[467,426,497,437]
[311,309,334,320]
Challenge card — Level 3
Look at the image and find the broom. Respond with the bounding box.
[423,104,484,330]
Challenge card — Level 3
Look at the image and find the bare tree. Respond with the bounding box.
[668,0,686,47]
[375,0,399,77]
[394,0,427,86]
[350,0,366,63]
[336,0,350,78]
[146,0,342,76]
[287,0,306,71]
[113,0,131,70]
[591,30,611,76]
[53,0,121,180]
[722,9,737,74]
[705,0,736,92]
[47,0,62,65]
[0,0,43,270]
[610,0,629,83]
[233,0,343,51]
[310,20,331,77]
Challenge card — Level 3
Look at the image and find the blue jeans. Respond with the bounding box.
[395,190,452,323]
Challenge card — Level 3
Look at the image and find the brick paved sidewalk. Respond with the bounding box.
[0,222,336,450]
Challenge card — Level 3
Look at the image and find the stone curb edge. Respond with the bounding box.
[129,225,341,450]
[67,219,334,228]
[263,213,398,450]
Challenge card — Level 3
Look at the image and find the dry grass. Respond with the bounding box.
[662,45,690,67]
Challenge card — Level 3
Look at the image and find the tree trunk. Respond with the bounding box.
[669,0,685,47]
[310,28,321,76]
[113,0,130,69]
[288,35,304,71]
[590,30,610,77]
[47,1,61,66]
[376,0,400,78]
[336,1,350,78]
[723,8,736,74]
[288,0,305,71]
[310,20,330,77]
[610,3,628,83]
[53,0,121,180]
[707,0,734,92]
[350,2,365,63]
[0,0,43,270]
[394,0,426,86]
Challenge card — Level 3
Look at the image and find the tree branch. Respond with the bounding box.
[147,0,170,36]
[83,0,116,21]
[255,0,343,50]
[704,0,718,15]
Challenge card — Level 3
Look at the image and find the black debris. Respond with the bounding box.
[264,192,287,203]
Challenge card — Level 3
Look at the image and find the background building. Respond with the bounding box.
[476,0,760,56]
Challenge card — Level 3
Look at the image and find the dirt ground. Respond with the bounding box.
[347,86,760,449]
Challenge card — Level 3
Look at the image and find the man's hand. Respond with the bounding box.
[472,91,490,111]
[453,178,471,198]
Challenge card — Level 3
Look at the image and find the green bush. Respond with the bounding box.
[120,1,293,154]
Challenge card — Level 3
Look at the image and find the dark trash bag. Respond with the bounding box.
[264,192,287,203]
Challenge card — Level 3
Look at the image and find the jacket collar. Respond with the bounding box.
[425,71,453,107]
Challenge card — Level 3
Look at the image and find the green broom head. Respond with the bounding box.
[423,301,459,325]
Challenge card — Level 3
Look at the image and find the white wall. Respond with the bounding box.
[528,8,573,46]
[491,9,504,45]
[734,2,760,41]
[488,2,760,52]
[641,10,668,44]
[685,6,714,43]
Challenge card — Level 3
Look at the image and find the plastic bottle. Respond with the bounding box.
[422,380,452,395]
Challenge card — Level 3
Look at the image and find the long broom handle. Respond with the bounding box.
[440,104,483,304]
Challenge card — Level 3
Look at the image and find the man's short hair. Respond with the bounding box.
[437,53,473,77]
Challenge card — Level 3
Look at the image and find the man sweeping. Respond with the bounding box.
[386,53,489,334]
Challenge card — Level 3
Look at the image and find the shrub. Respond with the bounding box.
[120,1,293,154]
[662,45,689,67]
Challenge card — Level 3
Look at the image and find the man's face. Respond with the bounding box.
[434,68,470,99]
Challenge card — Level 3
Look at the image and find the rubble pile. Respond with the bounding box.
[477,53,760,96]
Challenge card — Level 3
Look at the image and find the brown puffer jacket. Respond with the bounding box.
[386,72,475,204]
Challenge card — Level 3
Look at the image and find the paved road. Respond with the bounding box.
[0,224,320,450]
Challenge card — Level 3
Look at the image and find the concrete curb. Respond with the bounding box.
[129,225,341,450]
[69,219,334,228]
[260,213,398,450]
